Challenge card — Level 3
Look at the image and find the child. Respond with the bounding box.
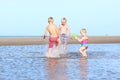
[75,28,88,57]
[58,18,71,52]
[43,17,60,57]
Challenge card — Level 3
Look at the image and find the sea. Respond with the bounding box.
[0,44,120,80]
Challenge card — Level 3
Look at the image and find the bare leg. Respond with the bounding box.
[47,48,52,57]
[79,47,84,56]
[63,44,67,52]
[83,49,87,57]
[63,39,67,52]
[55,41,61,57]
[56,41,61,51]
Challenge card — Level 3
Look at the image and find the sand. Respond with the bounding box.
[0,36,120,45]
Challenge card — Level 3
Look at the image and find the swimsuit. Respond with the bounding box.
[49,37,59,48]
[81,39,88,49]
[60,34,68,45]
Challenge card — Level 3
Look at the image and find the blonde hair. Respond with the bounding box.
[62,17,67,22]
[81,28,87,34]
[48,17,54,23]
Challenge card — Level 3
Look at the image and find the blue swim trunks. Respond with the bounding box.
[60,34,68,45]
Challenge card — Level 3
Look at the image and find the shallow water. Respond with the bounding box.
[0,44,120,80]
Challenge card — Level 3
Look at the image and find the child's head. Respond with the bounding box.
[48,17,54,23]
[80,28,87,36]
[61,17,67,25]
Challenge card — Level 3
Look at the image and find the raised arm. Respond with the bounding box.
[75,37,84,42]
[77,38,83,42]
[77,36,88,42]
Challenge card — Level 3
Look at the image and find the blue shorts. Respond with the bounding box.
[60,34,68,45]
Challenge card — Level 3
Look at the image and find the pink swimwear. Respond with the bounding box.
[81,39,88,49]
[49,37,59,48]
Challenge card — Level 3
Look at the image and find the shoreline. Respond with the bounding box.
[0,36,120,46]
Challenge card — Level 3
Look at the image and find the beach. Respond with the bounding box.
[0,37,120,80]
[0,36,120,46]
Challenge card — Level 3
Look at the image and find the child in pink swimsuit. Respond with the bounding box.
[75,28,88,57]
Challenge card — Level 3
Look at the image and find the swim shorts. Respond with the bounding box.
[60,34,68,45]
[49,37,59,48]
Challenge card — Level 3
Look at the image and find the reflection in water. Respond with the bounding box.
[46,58,67,80]
[80,57,88,80]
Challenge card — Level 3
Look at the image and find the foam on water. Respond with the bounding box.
[45,44,67,58]
[45,49,67,58]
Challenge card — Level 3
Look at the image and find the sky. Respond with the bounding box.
[0,0,120,36]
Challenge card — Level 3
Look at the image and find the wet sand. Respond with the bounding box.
[0,36,120,45]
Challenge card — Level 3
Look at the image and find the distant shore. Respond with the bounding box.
[0,36,120,46]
